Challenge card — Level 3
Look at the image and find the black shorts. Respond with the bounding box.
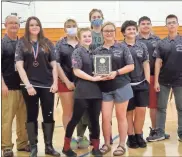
[127,81,149,111]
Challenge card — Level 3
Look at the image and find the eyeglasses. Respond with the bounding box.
[166,21,178,25]
[103,30,115,33]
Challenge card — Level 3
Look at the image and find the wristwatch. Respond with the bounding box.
[116,70,120,76]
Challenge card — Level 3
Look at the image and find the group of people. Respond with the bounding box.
[1,8,182,157]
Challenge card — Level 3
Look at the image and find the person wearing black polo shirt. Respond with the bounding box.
[121,20,150,148]
[94,22,134,156]
[15,16,60,157]
[148,14,182,142]
[62,28,104,157]
[137,16,170,141]
[56,19,79,149]
[2,15,29,157]
[76,9,107,148]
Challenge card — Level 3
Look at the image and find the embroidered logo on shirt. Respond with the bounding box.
[72,59,77,64]
[136,49,143,58]
[151,40,157,47]
[113,50,122,57]
[176,44,182,52]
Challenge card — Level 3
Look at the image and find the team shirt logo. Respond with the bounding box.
[176,44,182,52]
[151,40,157,47]
[136,49,143,58]
[113,50,122,57]
[72,58,77,64]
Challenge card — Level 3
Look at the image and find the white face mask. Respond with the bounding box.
[66,28,77,36]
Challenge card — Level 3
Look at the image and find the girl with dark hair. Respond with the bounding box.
[15,16,60,157]
[121,20,150,149]
[89,8,104,51]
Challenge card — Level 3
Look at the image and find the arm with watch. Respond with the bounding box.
[106,65,134,80]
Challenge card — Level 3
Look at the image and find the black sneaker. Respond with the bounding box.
[126,135,139,149]
[135,134,147,148]
[92,148,103,157]
[3,149,14,157]
[62,148,77,157]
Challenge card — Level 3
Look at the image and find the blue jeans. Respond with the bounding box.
[156,85,182,137]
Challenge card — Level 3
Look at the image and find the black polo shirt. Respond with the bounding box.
[93,43,134,92]
[15,37,56,87]
[71,46,102,99]
[55,37,79,82]
[2,34,21,90]
[153,35,182,87]
[136,34,160,75]
[122,41,149,83]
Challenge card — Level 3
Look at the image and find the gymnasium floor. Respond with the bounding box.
[12,95,182,157]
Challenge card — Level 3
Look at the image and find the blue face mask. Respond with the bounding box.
[91,19,103,27]
[66,28,77,36]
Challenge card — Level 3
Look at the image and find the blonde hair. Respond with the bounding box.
[89,9,104,21]
[101,22,116,32]
[64,19,77,29]
[77,27,91,40]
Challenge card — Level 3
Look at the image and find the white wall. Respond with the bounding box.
[2,1,182,28]
[2,1,35,28]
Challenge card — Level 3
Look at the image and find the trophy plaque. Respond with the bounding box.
[93,55,112,75]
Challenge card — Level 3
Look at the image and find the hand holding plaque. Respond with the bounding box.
[93,55,112,76]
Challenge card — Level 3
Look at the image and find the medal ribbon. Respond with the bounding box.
[32,42,39,61]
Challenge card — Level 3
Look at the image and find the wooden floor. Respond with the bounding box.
[11,95,182,157]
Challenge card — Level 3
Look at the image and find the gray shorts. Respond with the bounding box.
[102,83,133,103]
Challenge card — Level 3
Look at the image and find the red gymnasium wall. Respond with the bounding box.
[2,26,182,44]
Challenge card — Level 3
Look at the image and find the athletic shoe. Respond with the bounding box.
[70,137,78,150]
[135,134,147,148]
[62,148,77,157]
[92,148,103,157]
[77,136,90,149]
[147,128,165,142]
[146,127,157,141]
[146,127,170,142]
[126,135,139,149]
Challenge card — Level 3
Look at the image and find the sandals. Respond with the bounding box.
[113,145,126,156]
[100,144,111,155]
